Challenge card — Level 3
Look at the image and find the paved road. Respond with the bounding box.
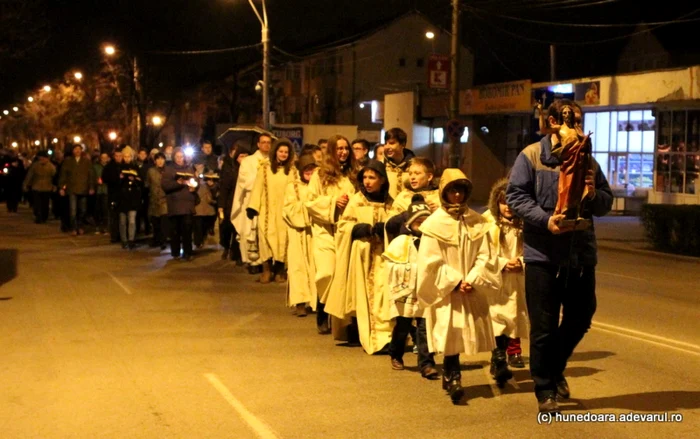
[1,207,698,438]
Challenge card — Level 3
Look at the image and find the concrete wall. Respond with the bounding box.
[384,92,416,148]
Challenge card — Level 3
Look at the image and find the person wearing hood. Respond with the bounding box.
[283,153,318,317]
[416,169,501,404]
[218,143,248,262]
[382,127,416,199]
[506,99,612,414]
[386,157,441,242]
[483,178,528,388]
[383,193,438,379]
[326,160,394,355]
[247,138,296,283]
[304,134,357,335]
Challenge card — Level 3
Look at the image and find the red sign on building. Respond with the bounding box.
[428,54,450,89]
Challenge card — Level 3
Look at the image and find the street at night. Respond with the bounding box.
[1,207,697,438]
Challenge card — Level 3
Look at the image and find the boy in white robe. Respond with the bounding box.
[383,194,438,379]
[416,169,500,404]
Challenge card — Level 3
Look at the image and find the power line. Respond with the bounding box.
[469,0,621,11]
[146,42,262,55]
[464,4,700,27]
[470,6,700,46]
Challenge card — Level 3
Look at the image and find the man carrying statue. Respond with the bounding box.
[506,98,613,414]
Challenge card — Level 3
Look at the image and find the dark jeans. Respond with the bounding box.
[444,354,461,377]
[170,214,193,258]
[69,193,87,231]
[136,195,150,235]
[526,263,597,399]
[219,218,242,260]
[6,190,20,212]
[32,191,51,222]
[94,194,109,231]
[151,215,169,246]
[109,200,120,242]
[389,316,434,369]
[193,215,216,247]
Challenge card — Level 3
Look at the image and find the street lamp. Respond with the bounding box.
[52,138,59,144]
[248,0,270,130]
[2,110,8,115]
[74,71,83,80]
[27,96,34,102]
[11,142,18,148]
[73,136,82,144]
[34,140,41,146]
[425,31,435,39]
[43,85,51,92]
[104,45,116,56]
[12,106,19,112]
[152,115,163,126]
[108,131,118,141]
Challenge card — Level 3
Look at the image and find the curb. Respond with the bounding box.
[597,241,700,264]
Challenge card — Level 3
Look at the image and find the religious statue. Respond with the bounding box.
[537,99,593,230]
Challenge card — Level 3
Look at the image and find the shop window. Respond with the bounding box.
[654,110,700,193]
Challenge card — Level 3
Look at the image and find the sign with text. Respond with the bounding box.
[271,127,304,154]
[460,80,532,114]
[428,54,450,90]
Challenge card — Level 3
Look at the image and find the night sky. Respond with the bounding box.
[1,0,698,107]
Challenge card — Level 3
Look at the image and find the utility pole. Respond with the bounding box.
[449,0,461,168]
[250,0,270,131]
[133,55,141,149]
[550,44,556,81]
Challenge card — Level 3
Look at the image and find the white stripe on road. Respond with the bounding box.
[107,272,133,295]
[597,271,645,281]
[591,321,700,357]
[232,312,262,330]
[204,373,280,439]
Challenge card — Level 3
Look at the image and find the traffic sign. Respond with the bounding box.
[446,119,464,140]
[428,54,450,89]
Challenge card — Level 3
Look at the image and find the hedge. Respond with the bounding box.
[640,204,700,256]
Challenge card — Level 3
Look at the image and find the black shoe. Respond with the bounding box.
[121,242,128,249]
[442,373,464,404]
[556,376,570,399]
[420,365,439,380]
[184,255,194,262]
[128,241,136,250]
[508,353,525,368]
[221,249,230,260]
[538,394,561,414]
[317,321,331,335]
[490,348,513,386]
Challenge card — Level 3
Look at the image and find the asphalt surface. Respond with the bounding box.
[1,206,698,438]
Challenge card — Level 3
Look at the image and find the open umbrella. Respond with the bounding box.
[217,126,277,155]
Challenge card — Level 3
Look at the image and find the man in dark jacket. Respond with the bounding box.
[506,99,613,415]
[102,148,125,242]
[58,145,95,235]
[23,151,56,223]
[162,148,198,261]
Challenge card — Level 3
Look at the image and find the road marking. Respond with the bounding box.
[597,271,644,281]
[204,373,280,439]
[232,312,262,330]
[591,321,700,357]
[107,272,133,295]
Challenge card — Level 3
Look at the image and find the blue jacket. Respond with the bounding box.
[505,136,613,267]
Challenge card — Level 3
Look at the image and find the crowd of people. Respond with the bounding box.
[8,98,613,414]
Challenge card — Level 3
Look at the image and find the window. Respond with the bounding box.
[399,57,406,67]
[585,109,655,189]
[655,110,700,194]
[416,58,424,68]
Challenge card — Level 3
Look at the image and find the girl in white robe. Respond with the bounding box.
[247,138,295,283]
[304,135,357,334]
[416,168,501,404]
[326,160,394,355]
[283,154,318,316]
[483,178,528,385]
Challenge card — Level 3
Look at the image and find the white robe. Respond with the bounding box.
[483,211,529,339]
[231,151,268,265]
[416,208,500,356]
[383,234,423,319]
[283,175,317,309]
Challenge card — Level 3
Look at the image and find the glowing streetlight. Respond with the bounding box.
[12,107,19,112]
[158,142,164,147]
[34,140,41,146]
[108,131,118,141]
[11,142,18,148]
[425,31,435,39]
[27,96,34,102]
[73,136,82,144]
[74,71,83,80]
[104,45,116,56]
[3,110,8,115]
[151,115,163,126]
[52,138,59,144]
[43,85,51,92]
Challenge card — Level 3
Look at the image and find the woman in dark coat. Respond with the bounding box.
[161,148,198,261]
[118,148,143,249]
[217,144,249,262]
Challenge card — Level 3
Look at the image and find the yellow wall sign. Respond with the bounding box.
[460,80,532,115]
